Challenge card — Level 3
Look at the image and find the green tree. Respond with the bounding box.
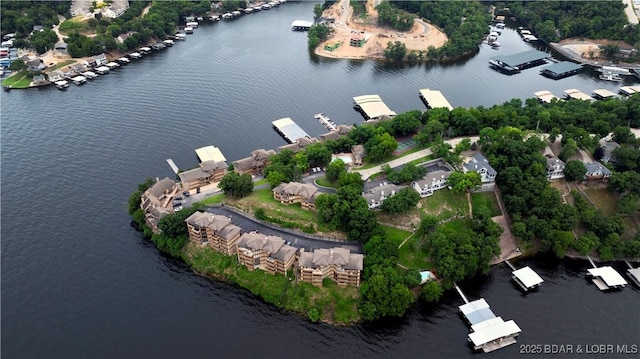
[380,187,420,214]
[564,160,586,182]
[326,159,346,182]
[359,265,414,320]
[9,59,26,72]
[364,133,397,162]
[219,171,254,198]
[558,138,578,162]
[420,280,443,303]
[313,3,323,20]
[446,171,481,194]
[384,41,407,61]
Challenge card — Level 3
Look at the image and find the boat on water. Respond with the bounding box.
[81,71,98,79]
[184,26,194,34]
[490,41,501,48]
[163,39,175,47]
[55,80,69,90]
[599,73,623,82]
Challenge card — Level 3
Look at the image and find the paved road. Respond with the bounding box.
[351,136,479,180]
[207,206,363,254]
[623,0,639,24]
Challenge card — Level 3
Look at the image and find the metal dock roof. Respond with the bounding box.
[587,266,628,288]
[490,49,549,67]
[540,61,582,75]
[564,88,593,101]
[512,266,544,288]
[468,319,521,348]
[272,117,310,143]
[419,89,453,110]
[353,94,397,120]
[195,145,227,163]
[592,88,617,99]
[620,85,640,95]
[534,90,558,103]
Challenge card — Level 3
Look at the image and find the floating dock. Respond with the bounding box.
[539,61,583,79]
[506,260,543,291]
[619,85,640,96]
[592,88,617,100]
[272,117,311,143]
[353,94,397,121]
[489,49,550,74]
[195,145,227,163]
[625,261,640,288]
[586,256,627,291]
[314,113,337,131]
[563,88,592,101]
[291,20,313,31]
[533,90,558,104]
[419,88,453,111]
[458,295,521,353]
[166,159,180,174]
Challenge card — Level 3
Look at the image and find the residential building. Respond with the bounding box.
[90,53,108,67]
[412,170,451,197]
[178,160,227,190]
[236,232,297,275]
[232,148,276,175]
[140,177,180,233]
[600,141,620,164]
[32,74,47,85]
[184,211,241,255]
[25,58,46,72]
[319,124,354,142]
[545,154,565,180]
[584,162,612,181]
[272,182,319,210]
[298,248,364,287]
[463,153,497,185]
[363,183,404,210]
[277,136,320,153]
[351,145,365,166]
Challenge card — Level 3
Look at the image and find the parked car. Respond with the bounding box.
[173,201,182,207]
[183,191,190,197]
[174,196,182,201]
[174,206,183,212]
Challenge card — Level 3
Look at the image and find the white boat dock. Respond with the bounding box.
[195,145,227,163]
[117,57,130,64]
[314,113,337,131]
[419,88,454,110]
[564,88,592,101]
[129,52,142,59]
[456,285,521,353]
[95,66,110,74]
[291,20,313,31]
[106,62,120,70]
[139,46,152,53]
[534,90,558,103]
[592,88,617,100]
[71,75,87,85]
[166,159,180,174]
[353,94,396,121]
[586,256,627,290]
[272,117,311,143]
[163,39,175,47]
[81,71,97,79]
[619,85,640,96]
[506,260,543,291]
[625,261,640,287]
[54,80,69,90]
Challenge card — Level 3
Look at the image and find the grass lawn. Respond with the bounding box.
[254,179,269,186]
[201,193,225,205]
[421,189,468,221]
[398,235,433,270]
[358,146,426,170]
[1,70,33,88]
[315,176,338,188]
[59,17,91,35]
[233,187,320,228]
[583,187,618,216]
[406,154,435,166]
[440,218,474,231]
[47,60,76,71]
[471,192,502,217]
[381,225,412,247]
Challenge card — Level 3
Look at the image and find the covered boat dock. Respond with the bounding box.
[489,49,550,74]
[272,117,311,143]
[587,263,627,291]
[592,88,617,100]
[291,20,313,31]
[626,261,640,287]
[564,88,593,101]
[459,298,522,353]
[619,85,640,96]
[533,90,558,104]
[353,94,396,121]
[539,61,583,79]
[419,88,453,110]
[195,145,227,163]
[510,264,544,291]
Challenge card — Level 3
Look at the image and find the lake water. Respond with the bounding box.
[1,2,638,358]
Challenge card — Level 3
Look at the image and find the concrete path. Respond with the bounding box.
[350,136,478,180]
[623,0,639,24]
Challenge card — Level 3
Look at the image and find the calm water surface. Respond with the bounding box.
[1,2,638,358]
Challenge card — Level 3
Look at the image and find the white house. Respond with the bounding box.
[584,162,612,181]
[412,170,451,197]
[545,154,565,180]
[362,183,404,210]
[463,153,497,184]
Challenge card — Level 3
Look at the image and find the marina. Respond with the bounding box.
[353,94,396,121]
[455,284,521,353]
[489,49,550,74]
[272,117,311,143]
[505,260,543,292]
[619,85,640,96]
[539,61,583,79]
[419,88,454,111]
[586,256,627,291]
[291,20,313,31]
[563,88,592,101]
[314,113,337,131]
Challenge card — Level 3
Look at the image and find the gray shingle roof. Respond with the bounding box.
[147,177,176,198]
[463,153,497,176]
